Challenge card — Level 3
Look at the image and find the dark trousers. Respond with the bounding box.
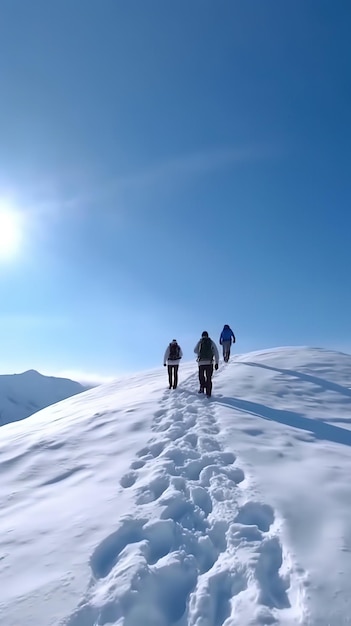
[167,364,179,389]
[222,340,231,361]
[198,364,214,396]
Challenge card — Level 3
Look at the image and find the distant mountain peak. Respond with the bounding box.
[0,370,89,426]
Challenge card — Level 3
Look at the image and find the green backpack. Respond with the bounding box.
[199,337,213,360]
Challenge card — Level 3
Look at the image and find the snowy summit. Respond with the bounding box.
[1,346,351,626]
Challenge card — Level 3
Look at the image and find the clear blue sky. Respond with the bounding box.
[0,0,350,382]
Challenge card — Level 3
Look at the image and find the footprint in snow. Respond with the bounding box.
[235,501,275,532]
[65,388,304,626]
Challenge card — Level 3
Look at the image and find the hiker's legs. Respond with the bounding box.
[204,364,214,396]
[199,365,206,391]
[168,364,179,388]
[222,340,230,361]
[173,365,179,389]
[167,365,173,388]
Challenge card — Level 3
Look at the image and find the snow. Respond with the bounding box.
[0,369,90,426]
[1,346,351,625]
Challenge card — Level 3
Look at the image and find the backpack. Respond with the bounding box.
[198,337,213,361]
[169,343,180,360]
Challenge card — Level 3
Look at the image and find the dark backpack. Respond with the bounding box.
[169,343,180,360]
[198,337,213,360]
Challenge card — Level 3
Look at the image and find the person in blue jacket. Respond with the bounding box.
[219,324,236,362]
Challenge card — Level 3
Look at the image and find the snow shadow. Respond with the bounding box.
[243,362,351,400]
[217,397,351,448]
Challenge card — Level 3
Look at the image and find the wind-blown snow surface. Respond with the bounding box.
[0,369,89,426]
[1,347,351,626]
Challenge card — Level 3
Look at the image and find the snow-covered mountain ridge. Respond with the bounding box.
[0,369,90,426]
[1,346,351,626]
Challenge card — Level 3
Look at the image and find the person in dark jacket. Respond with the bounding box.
[219,324,236,362]
[164,339,183,389]
[194,331,219,397]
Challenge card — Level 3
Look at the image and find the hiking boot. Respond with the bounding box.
[198,388,204,394]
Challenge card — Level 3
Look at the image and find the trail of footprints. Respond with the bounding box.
[66,391,299,626]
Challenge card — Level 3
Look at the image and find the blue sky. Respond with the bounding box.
[0,0,350,382]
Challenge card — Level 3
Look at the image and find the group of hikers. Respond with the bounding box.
[163,324,236,398]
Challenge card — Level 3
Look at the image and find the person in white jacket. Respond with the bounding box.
[194,331,219,397]
[163,339,183,389]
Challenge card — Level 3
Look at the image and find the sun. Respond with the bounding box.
[0,207,22,259]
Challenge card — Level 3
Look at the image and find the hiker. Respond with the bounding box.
[194,331,219,397]
[219,324,236,362]
[163,339,183,389]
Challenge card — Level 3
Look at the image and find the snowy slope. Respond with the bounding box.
[1,347,351,626]
[0,369,90,426]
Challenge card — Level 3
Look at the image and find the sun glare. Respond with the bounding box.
[0,207,22,259]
